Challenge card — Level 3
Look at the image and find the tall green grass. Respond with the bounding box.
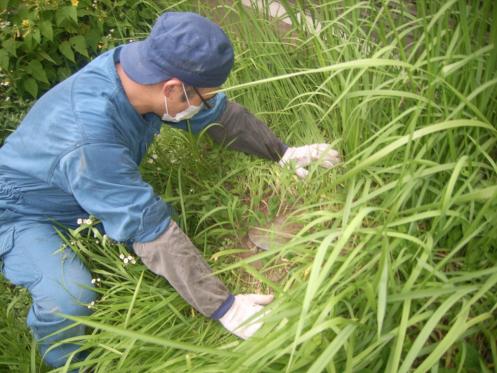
[1,0,496,372]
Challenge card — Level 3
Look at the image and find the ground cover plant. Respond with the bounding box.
[0,0,496,372]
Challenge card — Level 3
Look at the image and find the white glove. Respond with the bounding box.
[219,294,274,339]
[279,144,341,178]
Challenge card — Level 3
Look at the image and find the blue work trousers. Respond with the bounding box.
[0,219,96,369]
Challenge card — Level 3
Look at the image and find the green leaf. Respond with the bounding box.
[39,20,53,41]
[67,5,78,22]
[2,39,17,57]
[377,247,388,337]
[60,314,241,356]
[38,50,56,64]
[85,28,102,52]
[69,35,89,58]
[23,33,34,51]
[442,45,494,77]
[55,7,65,26]
[0,49,9,71]
[59,41,75,63]
[44,66,57,82]
[27,60,49,84]
[23,78,38,98]
[398,288,475,373]
[57,66,71,80]
[308,324,356,373]
[56,6,78,25]
[32,28,41,45]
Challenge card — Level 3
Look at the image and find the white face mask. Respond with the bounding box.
[162,83,202,122]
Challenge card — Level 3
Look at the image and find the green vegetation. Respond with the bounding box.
[0,0,159,98]
[1,0,496,372]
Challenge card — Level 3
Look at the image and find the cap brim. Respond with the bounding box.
[120,41,171,85]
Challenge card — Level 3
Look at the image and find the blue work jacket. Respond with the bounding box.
[0,46,227,243]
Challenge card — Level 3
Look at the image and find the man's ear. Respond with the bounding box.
[162,78,182,96]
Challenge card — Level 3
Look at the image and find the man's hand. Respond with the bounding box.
[219,294,274,339]
[279,144,341,178]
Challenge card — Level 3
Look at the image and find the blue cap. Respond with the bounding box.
[120,12,234,87]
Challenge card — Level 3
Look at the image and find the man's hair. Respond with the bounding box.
[180,84,196,102]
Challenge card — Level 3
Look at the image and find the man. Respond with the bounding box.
[0,12,340,369]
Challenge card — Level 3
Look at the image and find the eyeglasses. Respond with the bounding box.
[192,87,216,110]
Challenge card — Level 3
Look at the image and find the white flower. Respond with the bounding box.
[77,218,83,225]
[152,153,158,160]
[124,258,129,264]
[91,278,96,284]
[119,253,125,260]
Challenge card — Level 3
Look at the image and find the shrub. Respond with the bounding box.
[0,0,160,99]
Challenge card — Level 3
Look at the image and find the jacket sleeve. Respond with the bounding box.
[53,143,234,318]
[53,143,171,243]
[133,220,234,318]
[207,101,288,162]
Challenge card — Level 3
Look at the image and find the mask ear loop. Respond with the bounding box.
[164,83,189,117]
[164,94,170,116]
[181,83,192,106]
[163,83,172,116]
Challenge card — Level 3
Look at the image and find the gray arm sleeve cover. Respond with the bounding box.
[133,221,230,317]
[207,101,288,162]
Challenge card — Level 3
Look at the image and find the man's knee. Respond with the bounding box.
[55,281,97,317]
[8,222,97,316]
[32,278,96,323]
[45,266,98,316]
